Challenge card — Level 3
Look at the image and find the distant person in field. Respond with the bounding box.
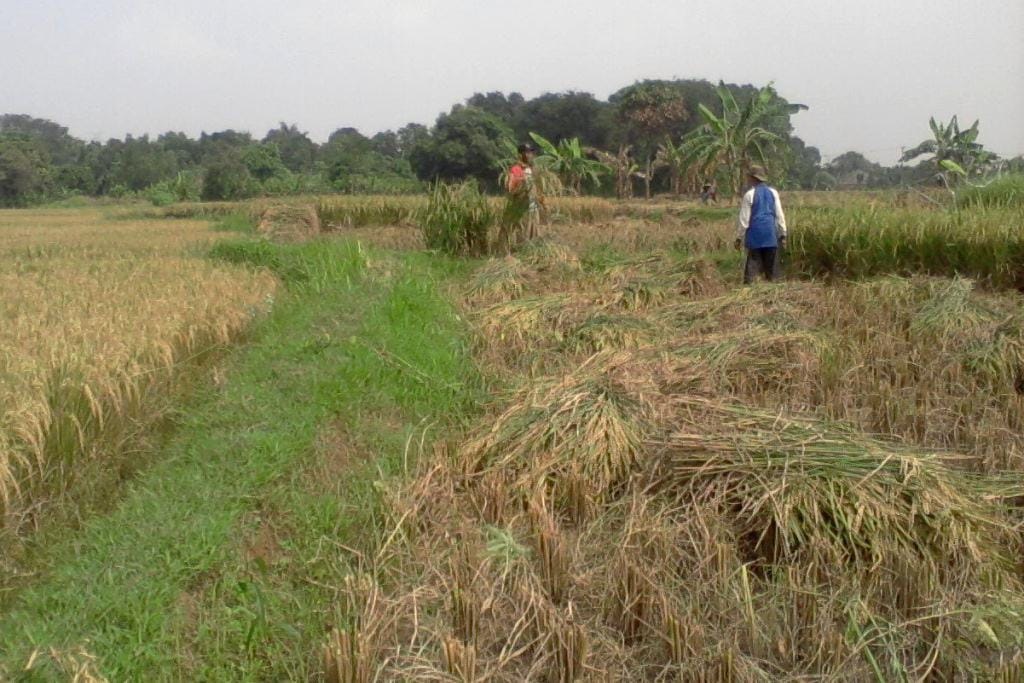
[501,142,542,250]
[735,165,787,283]
[700,180,719,204]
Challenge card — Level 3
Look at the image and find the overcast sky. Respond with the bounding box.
[2,0,1022,164]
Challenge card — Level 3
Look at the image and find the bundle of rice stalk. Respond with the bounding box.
[901,276,994,335]
[257,204,321,243]
[962,330,1024,392]
[669,257,725,299]
[668,328,831,403]
[514,239,581,274]
[464,256,531,306]
[562,314,659,355]
[459,355,652,506]
[474,294,582,356]
[608,279,667,312]
[649,396,1022,597]
[662,283,825,336]
[597,255,722,301]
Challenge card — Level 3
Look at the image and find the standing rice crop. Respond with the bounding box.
[0,208,276,547]
[787,204,1024,289]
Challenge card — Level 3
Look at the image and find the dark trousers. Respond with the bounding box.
[744,247,778,283]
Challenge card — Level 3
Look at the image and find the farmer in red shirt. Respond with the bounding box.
[500,143,542,251]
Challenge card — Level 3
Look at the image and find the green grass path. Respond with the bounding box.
[1,239,480,681]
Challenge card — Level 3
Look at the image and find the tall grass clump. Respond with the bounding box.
[419,182,495,256]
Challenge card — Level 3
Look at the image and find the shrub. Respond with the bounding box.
[419,181,494,256]
[202,152,254,201]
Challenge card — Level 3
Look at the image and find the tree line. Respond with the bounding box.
[1,78,1016,207]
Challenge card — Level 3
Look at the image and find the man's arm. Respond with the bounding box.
[773,188,787,238]
[736,189,753,240]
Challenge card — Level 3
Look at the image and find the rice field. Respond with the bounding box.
[6,188,1024,680]
[0,208,276,548]
[317,189,1024,681]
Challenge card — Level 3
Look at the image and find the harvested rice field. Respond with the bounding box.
[318,192,1024,681]
[3,192,1024,681]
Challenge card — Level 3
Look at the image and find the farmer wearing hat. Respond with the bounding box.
[734,165,787,283]
[500,142,543,250]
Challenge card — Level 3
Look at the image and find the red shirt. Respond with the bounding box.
[507,163,527,193]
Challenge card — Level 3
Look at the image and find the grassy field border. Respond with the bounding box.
[1,236,483,680]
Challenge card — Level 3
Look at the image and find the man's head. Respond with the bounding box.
[747,165,769,184]
[517,142,536,162]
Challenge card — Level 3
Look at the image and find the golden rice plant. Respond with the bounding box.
[787,203,1024,289]
[544,196,616,224]
[316,195,425,229]
[0,208,276,543]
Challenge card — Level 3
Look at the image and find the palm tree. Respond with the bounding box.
[528,133,609,195]
[680,83,799,195]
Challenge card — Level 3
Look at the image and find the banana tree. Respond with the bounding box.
[528,133,608,195]
[901,116,994,185]
[591,145,642,199]
[655,138,696,195]
[680,83,797,195]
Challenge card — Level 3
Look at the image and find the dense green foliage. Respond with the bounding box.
[408,106,514,190]
[3,79,1017,207]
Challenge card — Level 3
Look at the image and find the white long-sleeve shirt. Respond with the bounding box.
[736,186,787,240]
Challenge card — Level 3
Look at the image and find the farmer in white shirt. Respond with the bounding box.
[734,166,787,283]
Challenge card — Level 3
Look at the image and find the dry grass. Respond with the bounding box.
[0,208,276,546]
[317,208,1024,679]
[653,277,1024,470]
[333,354,1024,680]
